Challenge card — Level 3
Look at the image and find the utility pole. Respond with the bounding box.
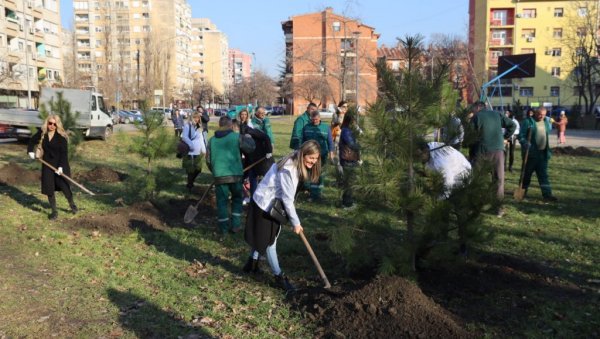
[23,1,32,109]
[353,31,361,109]
[136,49,140,108]
[252,52,257,107]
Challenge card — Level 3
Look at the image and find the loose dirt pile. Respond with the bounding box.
[293,275,471,338]
[0,162,40,186]
[66,201,168,235]
[552,146,599,156]
[74,165,125,183]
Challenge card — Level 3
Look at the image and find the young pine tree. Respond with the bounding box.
[127,103,177,201]
[332,35,495,274]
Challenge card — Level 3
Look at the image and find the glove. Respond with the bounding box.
[28,152,35,160]
[358,160,364,166]
[265,153,272,159]
[55,167,63,176]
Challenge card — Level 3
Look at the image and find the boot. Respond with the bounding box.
[274,273,295,292]
[68,198,78,214]
[242,256,261,274]
[48,195,58,220]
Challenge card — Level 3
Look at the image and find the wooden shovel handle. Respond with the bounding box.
[518,127,533,190]
[299,230,331,289]
[38,158,95,196]
[193,157,266,209]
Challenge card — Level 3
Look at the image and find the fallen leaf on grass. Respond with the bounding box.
[185,260,208,277]
[91,231,101,238]
[37,315,50,322]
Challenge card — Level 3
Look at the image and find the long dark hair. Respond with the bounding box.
[340,111,355,129]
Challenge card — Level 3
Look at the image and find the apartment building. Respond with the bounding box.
[378,43,471,104]
[191,18,228,104]
[0,0,63,108]
[73,0,193,108]
[228,48,252,85]
[282,7,379,115]
[469,0,595,110]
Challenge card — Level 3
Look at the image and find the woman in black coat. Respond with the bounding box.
[27,114,77,220]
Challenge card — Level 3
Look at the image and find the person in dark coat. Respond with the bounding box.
[27,114,77,220]
[238,110,274,197]
[172,109,184,137]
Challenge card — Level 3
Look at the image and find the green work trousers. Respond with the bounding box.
[522,153,552,198]
[215,181,243,233]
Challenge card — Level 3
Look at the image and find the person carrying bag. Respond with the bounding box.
[243,140,322,292]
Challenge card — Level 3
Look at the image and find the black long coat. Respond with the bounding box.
[27,130,71,195]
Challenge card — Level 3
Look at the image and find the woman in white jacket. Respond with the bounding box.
[244,140,322,291]
[181,112,206,192]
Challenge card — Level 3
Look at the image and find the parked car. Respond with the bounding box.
[318,110,334,119]
[118,110,143,124]
[270,106,285,115]
[181,109,193,118]
[213,108,228,117]
[150,107,172,120]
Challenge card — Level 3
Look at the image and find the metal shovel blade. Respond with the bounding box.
[184,205,198,224]
[513,187,525,201]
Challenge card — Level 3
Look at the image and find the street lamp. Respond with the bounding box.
[157,34,187,108]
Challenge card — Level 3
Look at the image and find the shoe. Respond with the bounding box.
[274,273,295,292]
[543,195,558,202]
[242,197,250,206]
[459,243,468,257]
[496,208,505,218]
[48,211,58,220]
[242,256,261,274]
[70,204,78,214]
[231,226,243,234]
[342,203,356,210]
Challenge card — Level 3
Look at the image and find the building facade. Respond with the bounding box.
[191,18,228,104]
[228,48,252,85]
[282,7,379,115]
[469,0,596,110]
[72,0,193,108]
[0,0,63,108]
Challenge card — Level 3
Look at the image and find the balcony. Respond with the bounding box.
[490,18,514,26]
[489,38,513,47]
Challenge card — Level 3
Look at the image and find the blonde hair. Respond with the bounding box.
[42,114,68,140]
[278,140,322,183]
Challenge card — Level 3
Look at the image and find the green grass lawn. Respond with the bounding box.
[0,117,598,337]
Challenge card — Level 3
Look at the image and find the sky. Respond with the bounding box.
[60,0,468,76]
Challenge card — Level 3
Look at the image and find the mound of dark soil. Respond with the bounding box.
[66,201,168,235]
[74,166,126,183]
[0,163,40,186]
[293,276,471,338]
[552,146,599,156]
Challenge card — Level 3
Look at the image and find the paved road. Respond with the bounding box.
[2,125,600,149]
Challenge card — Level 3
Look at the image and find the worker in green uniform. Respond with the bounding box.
[301,110,334,201]
[518,107,557,201]
[206,116,255,236]
[289,103,318,150]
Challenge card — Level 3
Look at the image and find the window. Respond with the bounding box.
[553,28,563,38]
[332,21,341,32]
[577,27,587,37]
[551,67,561,77]
[521,28,535,38]
[341,38,355,50]
[519,87,533,97]
[551,48,561,57]
[578,7,588,17]
[522,9,536,18]
[550,86,560,97]
[554,8,563,17]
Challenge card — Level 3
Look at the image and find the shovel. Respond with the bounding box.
[514,127,532,201]
[38,158,96,196]
[183,157,266,224]
[299,230,331,289]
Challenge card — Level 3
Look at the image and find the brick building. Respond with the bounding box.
[282,7,379,115]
